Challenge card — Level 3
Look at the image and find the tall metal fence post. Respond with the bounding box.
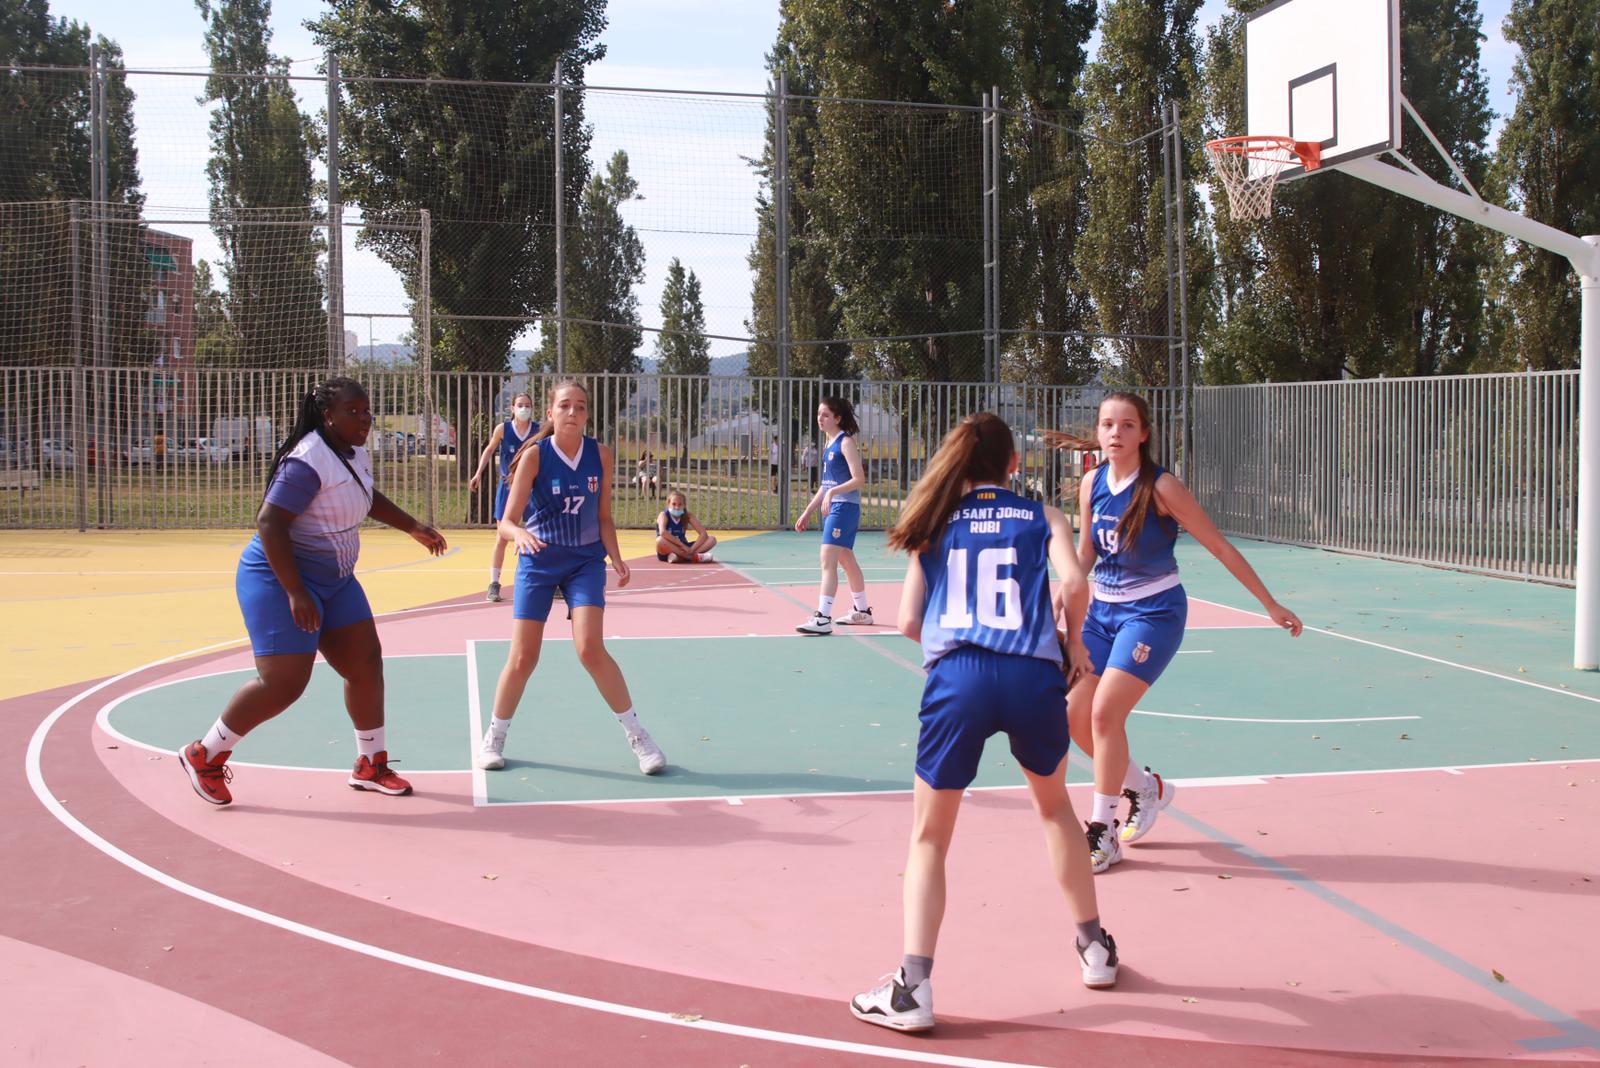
[1171,101,1193,482]
[990,84,1001,386]
[1162,107,1177,397]
[326,54,345,372]
[69,200,86,532]
[982,90,994,385]
[775,71,792,528]
[554,60,567,375]
[419,210,435,526]
[90,44,112,527]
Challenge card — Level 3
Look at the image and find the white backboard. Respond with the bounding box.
[1246,0,1400,180]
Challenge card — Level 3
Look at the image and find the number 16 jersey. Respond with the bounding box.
[917,485,1062,669]
[525,435,605,555]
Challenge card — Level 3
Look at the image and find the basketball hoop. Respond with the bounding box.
[1204,136,1322,220]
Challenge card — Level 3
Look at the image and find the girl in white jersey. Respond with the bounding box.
[1049,392,1303,873]
[475,380,667,776]
[467,392,539,603]
[849,413,1116,1034]
[179,378,447,806]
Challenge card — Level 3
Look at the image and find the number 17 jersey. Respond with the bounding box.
[525,435,604,553]
[917,485,1062,669]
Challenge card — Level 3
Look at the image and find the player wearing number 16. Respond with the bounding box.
[475,380,667,776]
[849,413,1117,1034]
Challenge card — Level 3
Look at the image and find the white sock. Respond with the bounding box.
[489,715,512,739]
[615,708,642,738]
[1122,761,1152,793]
[818,595,835,617]
[202,718,243,756]
[355,725,385,759]
[851,590,870,612]
[1090,792,1121,828]
[490,567,503,583]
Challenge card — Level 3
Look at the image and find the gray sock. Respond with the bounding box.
[900,954,933,988]
[1075,918,1105,950]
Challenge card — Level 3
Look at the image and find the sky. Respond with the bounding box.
[55,0,1521,354]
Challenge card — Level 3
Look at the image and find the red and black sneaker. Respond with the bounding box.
[350,751,412,796]
[179,741,233,806]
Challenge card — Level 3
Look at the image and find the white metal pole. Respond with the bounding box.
[1576,236,1600,670]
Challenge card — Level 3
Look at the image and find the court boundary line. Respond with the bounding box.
[26,644,1056,1068]
[1133,710,1421,724]
[466,639,489,806]
[1188,596,1600,706]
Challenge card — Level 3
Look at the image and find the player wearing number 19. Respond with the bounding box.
[849,413,1117,1035]
[475,380,667,776]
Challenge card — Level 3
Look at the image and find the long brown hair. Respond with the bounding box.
[887,412,1015,554]
[509,379,589,475]
[1041,391,1164,550]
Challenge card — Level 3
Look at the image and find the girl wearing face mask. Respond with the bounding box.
[469,392,540,602]
[655,490,717,563]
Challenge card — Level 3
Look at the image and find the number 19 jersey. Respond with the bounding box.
[917,486,1062,669]
[525,435,604,552]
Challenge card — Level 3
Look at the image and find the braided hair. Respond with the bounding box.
[263,376,366,494]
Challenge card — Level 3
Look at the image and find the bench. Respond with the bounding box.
[0,469,42,494]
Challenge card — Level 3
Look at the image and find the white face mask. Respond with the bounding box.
[513,406,533,421]
[667,506,685,519]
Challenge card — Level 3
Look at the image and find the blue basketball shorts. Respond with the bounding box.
[235,543,373,657]
[820,500,860,550]
[916,645,1070,790]
[1082,584,1188,686]
[513,544,608,622]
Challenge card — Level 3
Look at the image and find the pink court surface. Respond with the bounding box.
[4,527,1599,1067]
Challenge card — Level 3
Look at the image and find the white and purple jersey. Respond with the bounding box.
[820,432,859,504]
[917,486,1062,668]
[526,435,604,549]
[259,432,374,585]
[1087,462,1179,602]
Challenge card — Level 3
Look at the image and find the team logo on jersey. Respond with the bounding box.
[1132,642,1151,664]
[831,528,841,538]
[977,491,996,500]
[587,475,599,493]
[551,479,562,494]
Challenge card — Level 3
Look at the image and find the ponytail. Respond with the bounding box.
[264,376,364,495]
[887,412,1014,554]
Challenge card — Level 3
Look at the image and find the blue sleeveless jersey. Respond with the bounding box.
[661,510,688,541]
[498,419,538,482]
[1088,463,1180,601]
[820,432,860,504]
[918,486,1063,668]
[525,435,604,548]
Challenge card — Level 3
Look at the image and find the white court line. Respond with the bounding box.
[93,655,470,775]
[1188,596,1600,706]
[466,640,489,807]
[1132,710,1421,725]
[1176,649,1213,654]
[28,645,1049,1068]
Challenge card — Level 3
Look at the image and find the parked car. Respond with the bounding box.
[177,437,234,464]
[124,437,157,465]
[40,438,75,470]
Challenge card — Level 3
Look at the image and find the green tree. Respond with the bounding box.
[1078,0,1207,386]
[1489,0,1600,371]
[1201,0,1491,382]
[308,0,605,374]
[535,150,645,375]
[655,257,709,454]
[191,258,236,361]
[197,0,327,369]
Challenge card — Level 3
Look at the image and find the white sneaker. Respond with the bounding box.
[1077,932,1119,989]
[476,729,507,770]
[630,729,666,775]
[796,613,834,635]
[849,969,934,1032]
[696,552,713,563]
[1087,820,1123,874]
[836,607,874,626]
[1120,768,1175,844]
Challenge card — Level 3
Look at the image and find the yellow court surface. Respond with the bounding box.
[0,528,752,700]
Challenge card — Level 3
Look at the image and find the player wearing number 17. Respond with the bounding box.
[849,413,1116,1034]
[474,380,667,776]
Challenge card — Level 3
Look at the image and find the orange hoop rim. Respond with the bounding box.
[1204,135,1322,170]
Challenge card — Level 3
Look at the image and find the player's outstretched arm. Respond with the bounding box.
[1154,473,1302,636]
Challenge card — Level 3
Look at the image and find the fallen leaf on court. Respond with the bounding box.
[105,744,118,749]
[383,895,391,900]
[1518,666,1527,673]
[700,736,710,741]
[1256,830,1268,836]
[482,874,499,881]
[1398,733,1410,740]
[1331,746,1341,751]
[1311,734,1321,740]
[1172,887,1189,892]
[1181,996,1199,1003]
[670,1013,703,1022]
[1569,782,1578,787]
[162,945,173,952]
[1217,874,1233,880]
[1492,970,1506,983]
[1286,980,1300,987]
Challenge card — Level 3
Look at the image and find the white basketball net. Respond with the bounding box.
[1206,138,1305,221]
